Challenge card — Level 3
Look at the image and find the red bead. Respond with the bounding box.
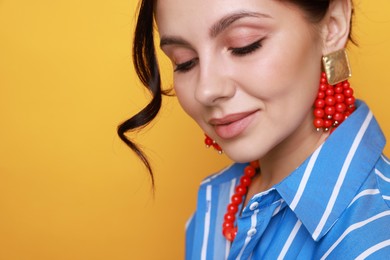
[244,166,256,177]
[313,118,324,128]
[334,93,345,103]
[348,104,356,112]
[325,96,336,106]
[223,221,234,229]
[335,103,346,113]
[344,88,354,97]
[325,106,335,116]
[250,161,260,169]
[240,175,252,187]
[227,203,238,214]
[345,96,355,106]
[223,227,237,242]
[317,91,325,99]
[333,112,344,123]
[231,194,243,205]
[320,77,327,84]
[334,85,344,94]
[324,119,333,128]
[320,83,327,91]
[235,185,247,196]
[325,88,334,96]
[213,143,222,152]
[343,81,350,88]
[205,136,213,146]
[314,99,325,108]
[313,108,325,118]
[224,212,236,222]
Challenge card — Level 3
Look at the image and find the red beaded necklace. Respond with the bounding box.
[222,161,260,242]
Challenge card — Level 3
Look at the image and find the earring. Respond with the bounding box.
[322,49,352,85]
[314,49,355,132]
[313,73,355,132]
[204,134,223,154]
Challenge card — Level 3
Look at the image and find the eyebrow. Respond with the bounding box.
[209,11,270,38]
[160,11,270,48]
[160,36,190,48]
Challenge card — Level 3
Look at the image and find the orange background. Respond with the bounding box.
[0,1,389,259]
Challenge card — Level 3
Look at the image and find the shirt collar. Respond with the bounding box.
[275,100,386,241]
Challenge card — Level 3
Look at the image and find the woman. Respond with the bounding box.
[119,0,390,259]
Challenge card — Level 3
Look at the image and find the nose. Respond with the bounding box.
[194,58,235,106]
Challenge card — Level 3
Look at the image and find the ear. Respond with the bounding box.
[321,0,352,55]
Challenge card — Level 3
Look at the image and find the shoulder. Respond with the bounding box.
[318,156,390,259]
[375,154,390,208]
[198,162,248,188]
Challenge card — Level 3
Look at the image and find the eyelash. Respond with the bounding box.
[174,39,263,73]
[229,39,263,56]
[174,59,198,73]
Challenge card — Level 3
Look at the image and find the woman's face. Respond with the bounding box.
[156,0,325,162]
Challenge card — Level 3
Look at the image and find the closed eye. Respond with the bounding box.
[173,39,263,73]
[174,58,199,73]
[229,39,263,56]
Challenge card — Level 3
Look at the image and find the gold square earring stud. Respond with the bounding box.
[322,49,352,85]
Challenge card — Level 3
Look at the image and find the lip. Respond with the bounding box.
[209,110,259,139]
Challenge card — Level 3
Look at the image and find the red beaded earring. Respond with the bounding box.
[313,49,356,132]
[313,72,355,132]
[204,134,223,154]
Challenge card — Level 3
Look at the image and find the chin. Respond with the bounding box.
[223,145,264,163]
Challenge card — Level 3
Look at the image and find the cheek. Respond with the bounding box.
[174,81,201,120]
[246,29,322,95]
[257,43,321,100]
[237,55,292,101]
[175,87,190,111]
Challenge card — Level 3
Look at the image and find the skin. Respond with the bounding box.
[156,0,351,199]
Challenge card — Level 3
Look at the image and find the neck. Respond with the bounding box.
[247,116,329,198]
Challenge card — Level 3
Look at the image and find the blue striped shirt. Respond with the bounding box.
[186,101,390,259]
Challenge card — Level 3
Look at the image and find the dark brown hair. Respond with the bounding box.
[118,0,353,186]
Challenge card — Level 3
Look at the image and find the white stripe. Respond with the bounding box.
[320,210,390,259]
[253,188,275,200]
[272,204,282,217]
[290,146,323,210]
[384,196,390,201]
[229,178,237,200]
[201,185,212,260]
[225,179,237,259]
[277,220,302,260]
[313,112,373,240]
[355,239,390,260]
[237,210,259,260]
[348,189,380,207]
[272,199,285,217]
[375,168,390,183]
[185,213,195,231]
[381,154,390,165]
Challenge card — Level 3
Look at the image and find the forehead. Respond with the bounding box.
[155,0,307,36]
